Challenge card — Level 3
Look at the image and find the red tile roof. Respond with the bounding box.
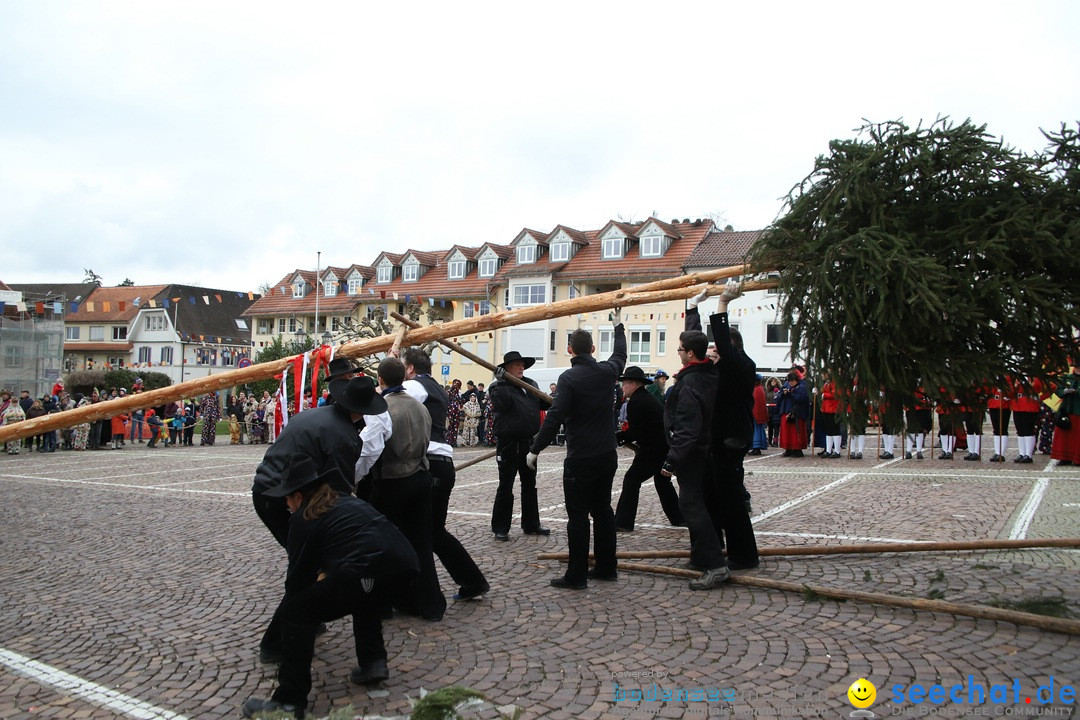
[242,271,369,317]
[68,285,169,323]
[683,229,764,269]
[66,342,135,352]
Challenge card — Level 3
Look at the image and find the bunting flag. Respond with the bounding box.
[203,296,210,305]
[450,300,456,309]
[102,301,110,312]
[70,302,79,313]
[53,302,62,313]
[87,301,95,311]
[405,294,411,303]
[118,301,125,311]
[428,297,434,306]
[172,297,181,303]
[280,287,287,295]
[189,297,196,304]
[133,297,141,306]
[380,291,386,299]
[0,302,5,314]
[35,302,45,314]
[369,288,375,295]
[392,292,399,300]
[214,294,222,303]
[247,292,254,300]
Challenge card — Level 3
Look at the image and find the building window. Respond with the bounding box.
[324,280,337,296]
[108,356,125,368]
[463,301,488,319]
[602,236,624,259]
[66,326,80,340]
[641,234,663,257]
[517,244,535,264]
[89,326,104,341]
[598,329,613,355]
[629,330,651,364]
[377,264,392,283]
[278,318,286,334]
[113,326,127,341]
[258,319,271,334]
[367,304,389,321]
[550,242,569,262]
[145,314,167,332]
[160,347,173,364]
[4,346,24,368]
[479,255,497,277]
[347,277,362,295]
[331,316,342,332]
[288,318,298,333]
[766,324,791,344]
[512,284,547,306]
[138,346,152,364]
[565,331,573,354]
[658,329,667,354]
[449,259,466,279]
[569,285,578,299]
[235,319,248,329]
[403,263,419,282]
[293,282,305,298]
[766,272,781,295]
[195,348,217,365]
[549,331,556,352]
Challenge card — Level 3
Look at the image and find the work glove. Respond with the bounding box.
[494,367,506,381]
[688,287,709,309]
[526,452,538,470]
[720,279,742,303]
[609,307,622,326]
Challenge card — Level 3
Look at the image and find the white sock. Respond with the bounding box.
[942,435,953,454]
[906,435,914,452]
[916,433,925,453]
[830,436,841,454]
[1022,436,1034,457]
[883,435,895,454]
[857,435,866,453]
[970,435,981,455]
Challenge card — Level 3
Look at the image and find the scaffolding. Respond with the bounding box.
[0,291,66,398]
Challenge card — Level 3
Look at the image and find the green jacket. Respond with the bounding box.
[1055,373,1080,416]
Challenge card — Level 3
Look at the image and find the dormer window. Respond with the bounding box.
[324,280,338,296]
[602,236,624,259]
[293,281,306,298]
[479,254,497,277]
[449,258,466,279]
[377,264,392,283]
[517,244,536,264]
[550,242,569,262]
[641,233,664,257]
[403,263,419,282]
[347,276,363,295]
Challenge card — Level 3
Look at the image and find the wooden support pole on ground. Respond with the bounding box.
[390,312,553,405]
[536,537,1080,561]
[613,561,1080,635]
[0,264,774,443]
[453,449,497,472]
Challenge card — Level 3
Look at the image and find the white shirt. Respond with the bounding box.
[402,378,453,459]
[353,410,393,483]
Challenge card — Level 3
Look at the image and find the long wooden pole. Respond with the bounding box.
[613,561,1080,636]
[390,312,554,405]
[0,266,773,443]
[536,537,1080,561]
[453,449,498,472]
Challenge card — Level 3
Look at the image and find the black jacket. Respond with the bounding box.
[618,385,668,456]
[284,495,419,595]
[663,360,718,471]
[490,376,545,440]
[252,405,361,495]
[686,307,757,449]
[531,324,627,459]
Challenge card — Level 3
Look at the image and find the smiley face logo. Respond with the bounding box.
[847,678,876,708]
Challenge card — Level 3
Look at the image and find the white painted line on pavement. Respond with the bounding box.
[0,473,248,497]
[756,530,927,544]
[0,647,190,720]
[751,468,871,525]
[94,462,252,480]
[147,474,253,487]
[1008,477,1050,540]
[455,479,500,489]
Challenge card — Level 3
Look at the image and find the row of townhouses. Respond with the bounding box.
[1,218,796,398]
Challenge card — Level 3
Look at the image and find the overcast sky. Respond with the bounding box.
[2,1,1077,294]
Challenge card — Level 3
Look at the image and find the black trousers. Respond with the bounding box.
[371,469,446,621]
[707,447,759,566]
[491,438,541,533]
[253,491,291,549]
[990,408,1012,436]
[429,455,487,592]
[1014,411,1037,436]
[964,410,984,436]
[268,572,397,711]
[614,449,683,530]
[677,454,726,571]
[562,450,618,583]
[905,409,933,434]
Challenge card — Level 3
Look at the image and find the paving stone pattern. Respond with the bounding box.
[1,442,1078,719]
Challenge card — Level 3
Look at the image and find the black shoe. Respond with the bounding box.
[258,647,282,664]
[453,581,491,601]
[350,658,389,686]
[831,452,842,458]
[904,452,913,459]
[1059,460,1073,466]
[940,452,953,460]
[965,453,980,461]
[493,532,509,541]
[817,450,828,458]
[242,698,305,719]
[523,527,551,536]
[916,451,924,459]
[792,450,804,457]
[880,452,894,459]
[550,576,587,590]
[1020,456,1034,464]
[726,558,760,571]
[587,568,618,581]
[748,448,761,455]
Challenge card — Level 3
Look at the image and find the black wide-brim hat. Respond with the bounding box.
[328,376,388,416]
[618,366,653,384]
[497,350,536,370]
[263,457,345,498]
[326,357,359,380]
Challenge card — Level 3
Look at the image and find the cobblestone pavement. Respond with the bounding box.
[1,439,1078,719]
